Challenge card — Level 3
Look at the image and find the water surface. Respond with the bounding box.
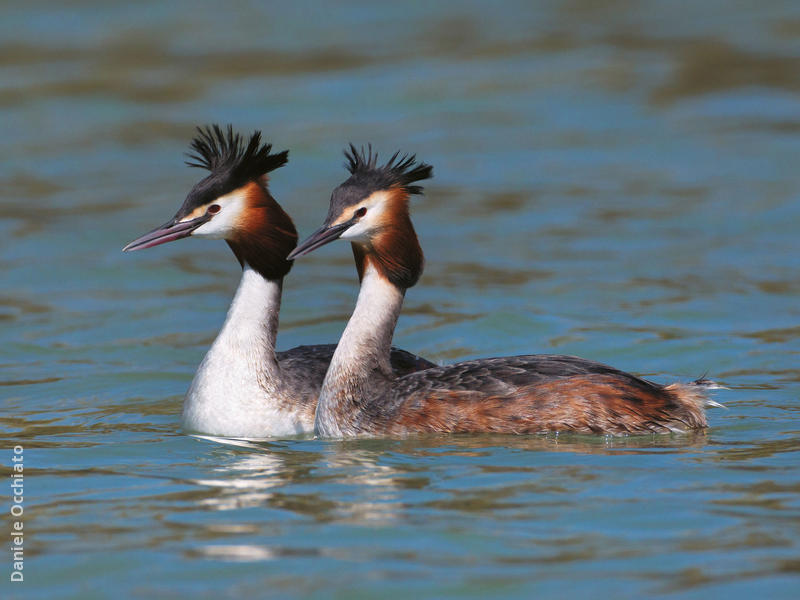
[2,1,800,598]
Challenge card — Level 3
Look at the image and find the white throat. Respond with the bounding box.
[315,263,405,437]
[181,264,301,438]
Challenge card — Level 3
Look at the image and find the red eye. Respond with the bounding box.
[355,207,367,218]
[207,204,221,215]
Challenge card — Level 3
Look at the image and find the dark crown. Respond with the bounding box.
[343,144,433,195]
[186,124,288,186]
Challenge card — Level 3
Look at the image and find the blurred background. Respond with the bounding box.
[2,1,799,598]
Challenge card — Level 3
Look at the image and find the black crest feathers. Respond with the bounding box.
[185,124,288,185]
[343,144,433,195]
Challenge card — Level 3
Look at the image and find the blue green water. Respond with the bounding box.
[2,1,800,598]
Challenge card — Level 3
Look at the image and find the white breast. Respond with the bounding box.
[180,265,310,439]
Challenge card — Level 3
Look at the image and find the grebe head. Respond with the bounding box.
[289,144,432,288]
[123,125,297,279]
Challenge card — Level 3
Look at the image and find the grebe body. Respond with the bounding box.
[123,127,433,439]
[289,146,720,437]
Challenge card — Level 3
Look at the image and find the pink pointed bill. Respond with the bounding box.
[122,214,211,252]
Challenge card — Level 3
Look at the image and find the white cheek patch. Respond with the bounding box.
[337,192,390,242]
[340,220,371,242]
[189,189,248,240]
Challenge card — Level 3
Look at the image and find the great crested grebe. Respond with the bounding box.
[123,126,434,439]
[288,146,721,437]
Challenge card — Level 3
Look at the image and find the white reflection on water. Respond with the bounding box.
[186,435,410,524]
[188,436,286,511]
[192,544,280,562]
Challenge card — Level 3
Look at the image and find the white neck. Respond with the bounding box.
[182,264,294,437]
[315,263,405,437]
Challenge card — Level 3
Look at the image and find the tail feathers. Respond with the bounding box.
[688,377,727,408]
[663,376,725,430]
